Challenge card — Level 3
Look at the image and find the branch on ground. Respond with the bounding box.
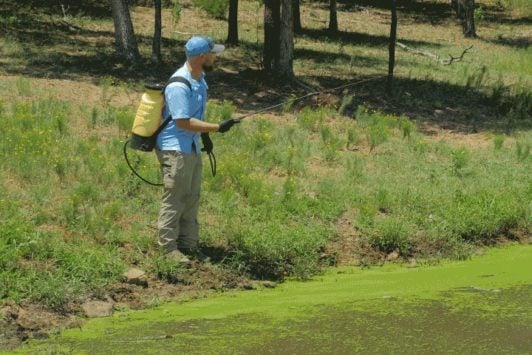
[397,42,473,65]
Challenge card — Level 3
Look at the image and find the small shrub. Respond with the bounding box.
[451,148,469,176]
[493,134,505,150]
[367,123,390,152]
[192,0,229,19]
[474,6,485,23]
[171,1,182,25]
[398,116,416,139]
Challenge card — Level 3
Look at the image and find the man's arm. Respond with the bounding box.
[176,118,220,133]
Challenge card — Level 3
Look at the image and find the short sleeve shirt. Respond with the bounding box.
[156,64,208,154]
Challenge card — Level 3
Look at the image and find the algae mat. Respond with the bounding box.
[13,245,532,354]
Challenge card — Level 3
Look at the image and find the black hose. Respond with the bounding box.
[124,140,217,186]
[207,150,216,177]
[123,140,163,186]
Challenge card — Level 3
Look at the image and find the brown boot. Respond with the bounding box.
[179,248,211,263]
[166,249,191,266]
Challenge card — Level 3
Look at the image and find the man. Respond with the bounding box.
[156,36,239,265]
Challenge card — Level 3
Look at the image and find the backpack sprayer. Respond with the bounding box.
[124,75,384,186]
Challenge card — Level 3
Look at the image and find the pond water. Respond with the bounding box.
[14,244,532,354]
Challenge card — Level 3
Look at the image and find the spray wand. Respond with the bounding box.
[233,75,384,122]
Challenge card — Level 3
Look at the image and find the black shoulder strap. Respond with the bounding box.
[165,76,191,91]
[157,76,192,134]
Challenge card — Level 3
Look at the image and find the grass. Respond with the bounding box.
[0,0,531,312]
[2,89,529,309]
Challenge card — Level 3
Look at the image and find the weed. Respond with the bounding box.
[192,0,229,19]
[153,255,186,284]
[282,94,298,113]
[99,76,116,109]
[451,148,470,176]
[365,120,390,152]
[90,107,99,128]
[493,134,505,150]
[320,125,333,144]
[338,93,355,116]
[346,126,360,149]
[116,106,133,137]
[398,116,416,139]
[171,1,182,26]
[344,155,365,180]
[474,6,486,23]
[515,140,530,161]
[296,107,326,132]
[15,77,31,96]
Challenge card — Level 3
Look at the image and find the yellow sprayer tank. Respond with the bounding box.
[132,84,165,137]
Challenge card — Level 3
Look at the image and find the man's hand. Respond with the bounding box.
[218,118,240,133]
[201,133,213,153]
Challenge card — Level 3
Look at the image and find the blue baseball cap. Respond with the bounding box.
[185,36,225,57]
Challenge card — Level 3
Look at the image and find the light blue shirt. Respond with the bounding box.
[156,64,208,153]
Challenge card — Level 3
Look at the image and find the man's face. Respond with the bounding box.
[201,53,216,72]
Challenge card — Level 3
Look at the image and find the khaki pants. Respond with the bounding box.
[156,150,202,252]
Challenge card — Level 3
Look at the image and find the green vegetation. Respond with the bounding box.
[1,86,530,309]
[0,0,530,316]
[191,0,229,19]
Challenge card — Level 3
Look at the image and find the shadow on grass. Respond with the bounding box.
[298,28,441,49]
[336,0,454,25]
[210,71,531,135]
[0,1,111,19]
[308,74,531,133]
[484,35,531,49]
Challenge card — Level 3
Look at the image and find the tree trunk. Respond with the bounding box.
[227,0,239,45]
[461,0,476,37]
[454,0,476,37]
[387,0,398,95]
[111,0,141,63]
[152,0,162,64]
[293,0,301,34]
[263,0,280,72]
[451,0,459,15]
[329,0,338,34]
[278,0,294,78]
